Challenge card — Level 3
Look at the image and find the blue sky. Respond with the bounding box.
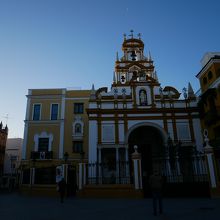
[0,0,220,138]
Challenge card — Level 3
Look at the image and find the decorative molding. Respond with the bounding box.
[34,131,54,152]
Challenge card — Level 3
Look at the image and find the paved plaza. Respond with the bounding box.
[0,192,220,220]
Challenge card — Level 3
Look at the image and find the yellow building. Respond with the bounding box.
[196,53,220,195]
[21,88,90,195]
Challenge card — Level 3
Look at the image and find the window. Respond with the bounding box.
[38,138,49,152]
[51,104,58,120]
[72,141,83,153]
[33,104,41,120]
[74,103,84,114]
[75,123,82,133]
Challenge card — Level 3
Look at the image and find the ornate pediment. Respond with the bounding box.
[129,65,141,72]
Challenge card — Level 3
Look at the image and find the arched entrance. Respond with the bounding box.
[127,124,165,196]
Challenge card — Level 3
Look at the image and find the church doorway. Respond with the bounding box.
[128,125,164,196]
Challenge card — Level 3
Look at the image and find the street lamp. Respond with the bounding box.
[64,152,69,164]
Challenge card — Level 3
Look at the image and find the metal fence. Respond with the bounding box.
[87,161,130,185]
[86,153,208,185]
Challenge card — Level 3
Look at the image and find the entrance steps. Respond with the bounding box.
[77,184,144,198]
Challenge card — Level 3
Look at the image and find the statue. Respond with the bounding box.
[139,90,147,105]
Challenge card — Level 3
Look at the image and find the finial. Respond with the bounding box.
[187,82,195,98]
[129,30,134,39]
[116,52,119,61]
[5,124,8,133]
[92,84,95,91]
[148,51,152,61]
[123,33,126,40]
[90,84,96,100]
[138,33,141,39]
[182,87,187,99]
[154,70,158,81]
[113,72,116,83]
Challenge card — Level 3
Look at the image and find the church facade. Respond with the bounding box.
[21,32,209,197]
[86,33,207,196]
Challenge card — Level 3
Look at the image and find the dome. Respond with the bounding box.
[122,38,144,50]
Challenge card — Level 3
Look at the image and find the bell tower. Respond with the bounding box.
[113,30,159,86]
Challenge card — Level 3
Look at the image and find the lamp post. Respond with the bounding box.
[64,152,69,164]
[30,155,36,191]
[63,152,69,183]
[78,151,86,190]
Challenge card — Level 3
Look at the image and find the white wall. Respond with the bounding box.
[4,138,23,174]
[89,120,98,163]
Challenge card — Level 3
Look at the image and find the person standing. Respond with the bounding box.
[149,170,164,216]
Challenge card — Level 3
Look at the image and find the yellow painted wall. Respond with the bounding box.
[26,124,60,160]
[64,90,90,160]
[198,61,220,140]
[26,89,91,163]
[199,63,220,93]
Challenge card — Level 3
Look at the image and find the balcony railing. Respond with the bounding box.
[72,132,83,140]
[30,151,53,160]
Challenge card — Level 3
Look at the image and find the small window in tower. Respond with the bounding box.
[120,74,126,84]
[208,71,213,80]
[139,72,145,81]
[130,51,137,61]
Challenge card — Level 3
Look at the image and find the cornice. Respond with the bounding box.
[196,59,220,79]
[87,107,199,115]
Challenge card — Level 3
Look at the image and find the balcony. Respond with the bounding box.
[30,151,53,160]
[72,132,83,141]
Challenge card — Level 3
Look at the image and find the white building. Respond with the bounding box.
[85,32,207,196]
[4,138,23,175]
